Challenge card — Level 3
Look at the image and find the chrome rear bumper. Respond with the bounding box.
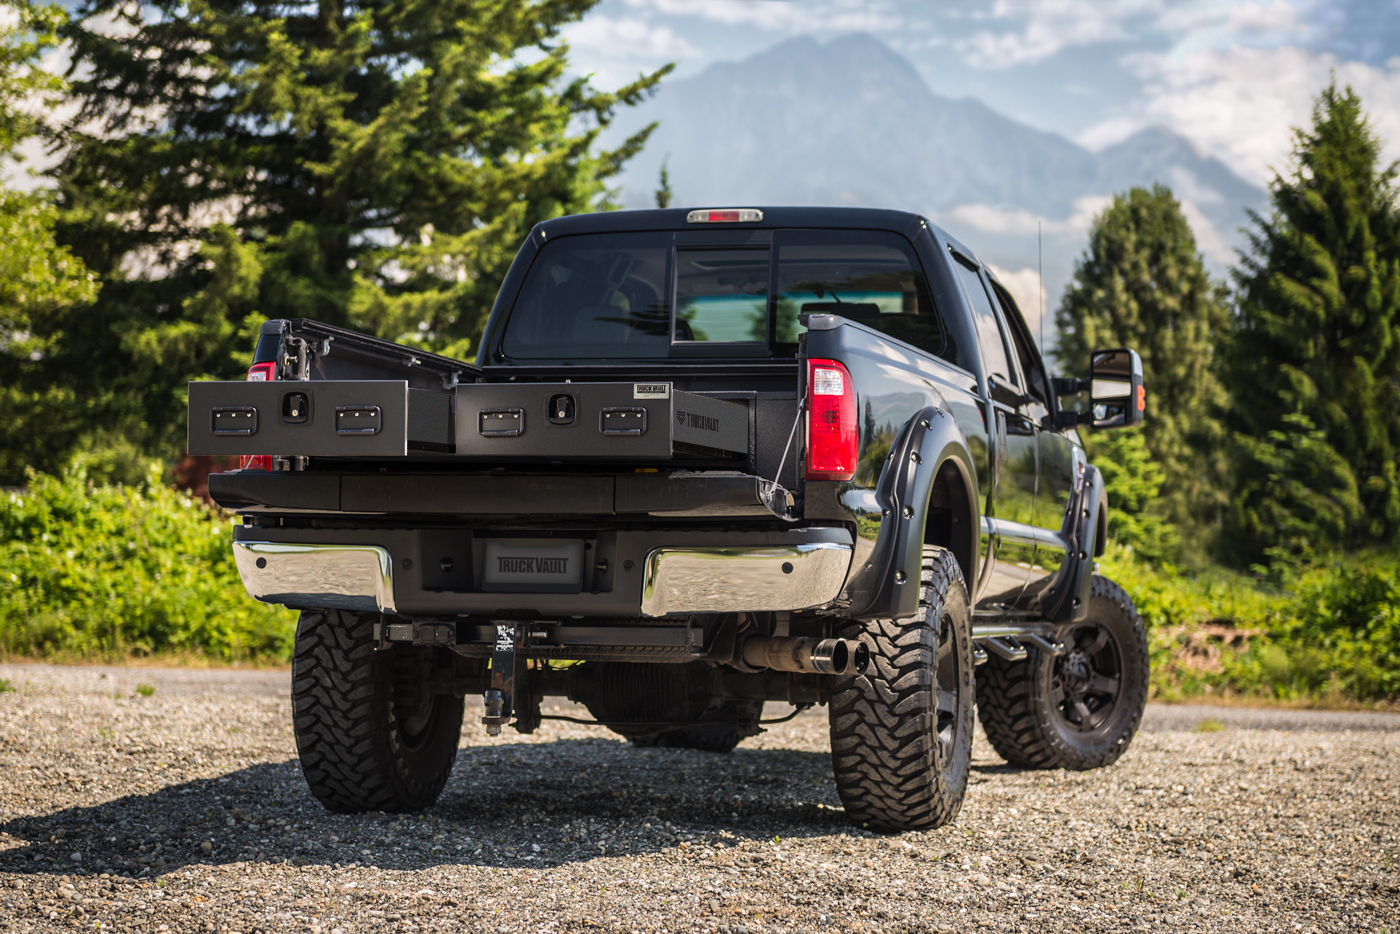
[640,542,853,617]
[233,541,396,613]
[232,538,853,618]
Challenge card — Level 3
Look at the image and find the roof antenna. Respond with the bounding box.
[1038,221,1046,362]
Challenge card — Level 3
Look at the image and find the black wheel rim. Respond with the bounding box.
[933,609,960,758]
[1050,622,1123,733]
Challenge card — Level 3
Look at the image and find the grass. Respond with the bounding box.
[0,678,12,693]
[1194,718,1226,733]
[134,682,155,697]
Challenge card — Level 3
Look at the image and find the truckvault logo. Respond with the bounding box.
[496,556,569,575]
[676,410,721,432]
[633,383,670,399]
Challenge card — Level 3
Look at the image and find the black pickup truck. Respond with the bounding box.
[189,206,1149,832]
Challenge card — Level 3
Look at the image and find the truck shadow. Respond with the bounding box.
[0,737,872,879]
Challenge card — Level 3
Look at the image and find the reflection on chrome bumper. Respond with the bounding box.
[640,543,853,617]
[233,542,395,614]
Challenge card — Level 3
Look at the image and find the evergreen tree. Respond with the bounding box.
[654,155,672,209]
[1056,184,1231,547]
[0,1,102,484]
[38,0,669,468]
[1227,82,1400,563]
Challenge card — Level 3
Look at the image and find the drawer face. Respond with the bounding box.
[188,381,410,456]
[455,383,673,459]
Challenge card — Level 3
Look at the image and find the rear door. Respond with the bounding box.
[948,251,1035,610]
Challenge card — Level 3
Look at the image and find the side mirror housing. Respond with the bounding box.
[1088,348,1144,429]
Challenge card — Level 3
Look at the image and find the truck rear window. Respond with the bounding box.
[499,230,948,362]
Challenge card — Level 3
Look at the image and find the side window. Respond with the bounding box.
[992,282,1050,407]
[774,231,948,360]
[951,256,1013,384]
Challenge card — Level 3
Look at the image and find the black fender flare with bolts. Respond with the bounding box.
[840,405,981,620]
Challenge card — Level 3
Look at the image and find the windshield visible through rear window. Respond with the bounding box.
[498,230,949,362]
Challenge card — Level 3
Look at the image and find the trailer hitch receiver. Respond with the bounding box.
[482,621,519,736]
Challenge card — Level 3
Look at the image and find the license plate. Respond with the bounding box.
[481,540,584,593]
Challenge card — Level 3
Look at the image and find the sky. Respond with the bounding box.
[561,0,1400,189]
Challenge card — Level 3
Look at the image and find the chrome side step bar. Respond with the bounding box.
[970,621,1068,666]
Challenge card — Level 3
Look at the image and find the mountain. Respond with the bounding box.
[604,33,1266,340]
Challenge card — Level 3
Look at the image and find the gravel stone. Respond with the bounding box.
[0,662,1397,934]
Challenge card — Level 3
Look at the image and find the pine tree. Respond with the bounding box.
[40,0,669,467]
[1056,184,1231,549]
[1227,83,1400,563]
[654,155,673,209]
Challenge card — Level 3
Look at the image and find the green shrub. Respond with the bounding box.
[0,465,294,662]
[1100,543,1400,703]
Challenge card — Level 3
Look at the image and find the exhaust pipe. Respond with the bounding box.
[739,635,869,676]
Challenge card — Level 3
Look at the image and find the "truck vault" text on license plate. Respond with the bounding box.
[481,540,585,594]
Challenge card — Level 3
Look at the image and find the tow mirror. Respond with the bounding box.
[1089,348,1144,429]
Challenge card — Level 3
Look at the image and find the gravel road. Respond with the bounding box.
[1,662,1396,934]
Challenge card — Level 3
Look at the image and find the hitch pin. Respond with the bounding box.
[482,621,519,736]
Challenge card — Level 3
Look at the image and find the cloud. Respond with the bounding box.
[620,0,900,33]
[563,15,699,60]
[1154,0,1302,36]
[1076,115,1148,150]
[1127,44,1400,184]
[959,0,1153,68]
[946,195,1113,238]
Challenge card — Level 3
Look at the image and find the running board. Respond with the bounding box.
[970,621,1068,666]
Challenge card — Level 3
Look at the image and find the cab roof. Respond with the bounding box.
[533,206,933,239]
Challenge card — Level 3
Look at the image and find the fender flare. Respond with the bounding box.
[1041,463,1108,624]
[841,405,981,620]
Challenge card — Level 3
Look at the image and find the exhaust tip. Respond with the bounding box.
[828,639,849,675]
[810,638,867,676]
[850,640,870,675]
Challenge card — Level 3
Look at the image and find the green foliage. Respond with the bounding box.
[655,156,673,209]
[0,190,102,482]
[134,683,155,697]
[0,0,66,154]
[27,0,671,477]
[1227,82,1400,563]
[1229,412,1363,573]
[1100,544,1400,703]
[1057,184,1231,545]
[0,467,295,661]
[0,1,102,484]
[1090,429,1178,563]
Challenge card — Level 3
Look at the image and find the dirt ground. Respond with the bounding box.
[0,662,1396,934]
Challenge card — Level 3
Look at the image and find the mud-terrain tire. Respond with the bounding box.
[292,609,464,813]
[828,546,974,832]
[630,725,742,753]
[976,575,1148,771]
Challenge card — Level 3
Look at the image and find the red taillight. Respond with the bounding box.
[246,361,276,382]
[240,362,276,470]
[805,358,858,481]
